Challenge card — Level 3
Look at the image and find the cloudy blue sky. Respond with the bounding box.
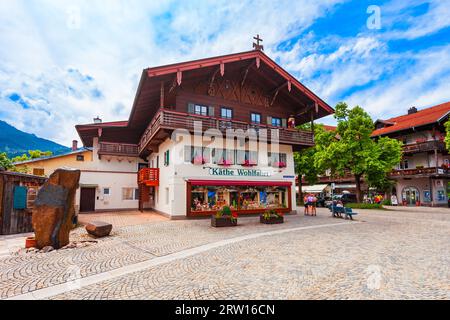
[0,0,449,146]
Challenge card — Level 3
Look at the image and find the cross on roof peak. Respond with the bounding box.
[253,34,264,51]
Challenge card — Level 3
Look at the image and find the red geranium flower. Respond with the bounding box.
[231,212,238,218]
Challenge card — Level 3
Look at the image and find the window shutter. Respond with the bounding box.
[13,186,27,210]
[165,150,170,166]
[188,103,195,114]
[267,116,272,125]
[208,106,215,117]
[282,118,287,128]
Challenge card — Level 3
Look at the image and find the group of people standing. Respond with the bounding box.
[303,194,317,216]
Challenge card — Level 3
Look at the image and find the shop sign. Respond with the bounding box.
[207,167,271,177]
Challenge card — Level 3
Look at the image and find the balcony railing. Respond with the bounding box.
[138,168,160,187]
[138,108,315,155]
[98,142,139,157]
[390,166,449,177]
[402,140,446,154]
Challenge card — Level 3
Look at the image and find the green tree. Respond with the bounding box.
[445,120,450,150]
[314,102,402,203]
[294,124,335,203]
[0,152,13,170]
[12,150,52,163]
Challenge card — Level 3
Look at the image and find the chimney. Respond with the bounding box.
[72,140,78,151]
[93,116,102,124]
[408,106,418,115]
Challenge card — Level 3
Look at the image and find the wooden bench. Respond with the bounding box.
[329,206,358,220]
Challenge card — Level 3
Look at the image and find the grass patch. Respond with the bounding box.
[346,203,385,210]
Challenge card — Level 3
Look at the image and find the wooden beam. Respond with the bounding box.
[168,77,177,93]
[241,60,255,88]
[256,57,261,69]
[220,62,225,76]
[269,82,288,106]
[176,70,182,86]
[160,81,165,108]
[209,67,220,92]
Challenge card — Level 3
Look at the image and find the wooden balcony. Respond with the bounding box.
[98,142,139,157]
[402,140,446,154]
[389,166,450,177]
[138,108,315,155]
[138,168,159,187]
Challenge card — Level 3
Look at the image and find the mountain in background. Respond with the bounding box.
[0,120,69,158]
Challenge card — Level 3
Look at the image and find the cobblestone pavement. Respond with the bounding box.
[1,207,449,300]
[78,210,168,227]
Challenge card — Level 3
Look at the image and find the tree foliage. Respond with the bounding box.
[445,120,450,150]
[11,150,52,163]
[314,102,402,202]
[0,152,13,170]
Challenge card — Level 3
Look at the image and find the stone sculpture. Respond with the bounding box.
[32,168,80,249]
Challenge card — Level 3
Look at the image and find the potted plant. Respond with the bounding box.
[260,209,284,224]
[211,206,238,227]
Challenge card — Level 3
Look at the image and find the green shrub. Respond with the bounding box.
[346,203,384,209]
[381,199,392,206]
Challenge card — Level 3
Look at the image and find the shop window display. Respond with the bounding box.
[190,185,288,213]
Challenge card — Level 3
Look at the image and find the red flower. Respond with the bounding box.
[231,212,238,218]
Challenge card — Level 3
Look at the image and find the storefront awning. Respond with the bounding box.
[188,180,292,187]
[301,184,328,193]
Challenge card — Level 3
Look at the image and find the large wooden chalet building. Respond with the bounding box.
[75,48,334,218]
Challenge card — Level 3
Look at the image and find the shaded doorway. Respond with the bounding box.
[80,187,96,212]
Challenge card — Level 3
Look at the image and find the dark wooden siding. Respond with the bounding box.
[176,90,299,126]
[0,172,46,235]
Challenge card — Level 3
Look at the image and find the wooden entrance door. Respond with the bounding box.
[80,188,96,212]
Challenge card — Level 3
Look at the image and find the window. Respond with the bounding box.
[236,150,258,165]
[134,188,140,201]
[164,150,170,166]
[184,146,210,164]
[33,168,45,176]
[103,188,110,196]
[138,163,148,171]
[27,186,38,209]
[76,155,84,161]
[400,159,409,170]
[122,188,135,200]
[271,117,282,127]
[212,149,235,165]
[195,104,208,116]
[268,153,287,167]
[251,113,261,124]
[188,103,214,117]
[221,107,233,119]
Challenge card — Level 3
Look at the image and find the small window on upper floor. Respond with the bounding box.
[33,168,45,176]
[221,107,233,119]
[103,188,110,196]
[188,103,214,117]
[76,155,84,161]
[251,113,261,124]
[271,117,282,127]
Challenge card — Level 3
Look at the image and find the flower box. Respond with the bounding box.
[272,161,287,168]
[211,215,238,227]
[241,160,257,167]
[193,156,208,165]
[260,215,284,224]
[217,159,233,166]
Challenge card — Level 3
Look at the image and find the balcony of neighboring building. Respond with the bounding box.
[390,166,450,178]
[138,108,315,156]
[98,142,139,157]
[402,138,446,155]
[138,168,160,187]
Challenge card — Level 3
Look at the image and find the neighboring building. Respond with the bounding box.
[372,102,450,207]
[14,138,142,213]
[75,49,334,218]
[0,170,46,235]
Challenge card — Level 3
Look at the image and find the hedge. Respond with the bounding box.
[345,203,384,209]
